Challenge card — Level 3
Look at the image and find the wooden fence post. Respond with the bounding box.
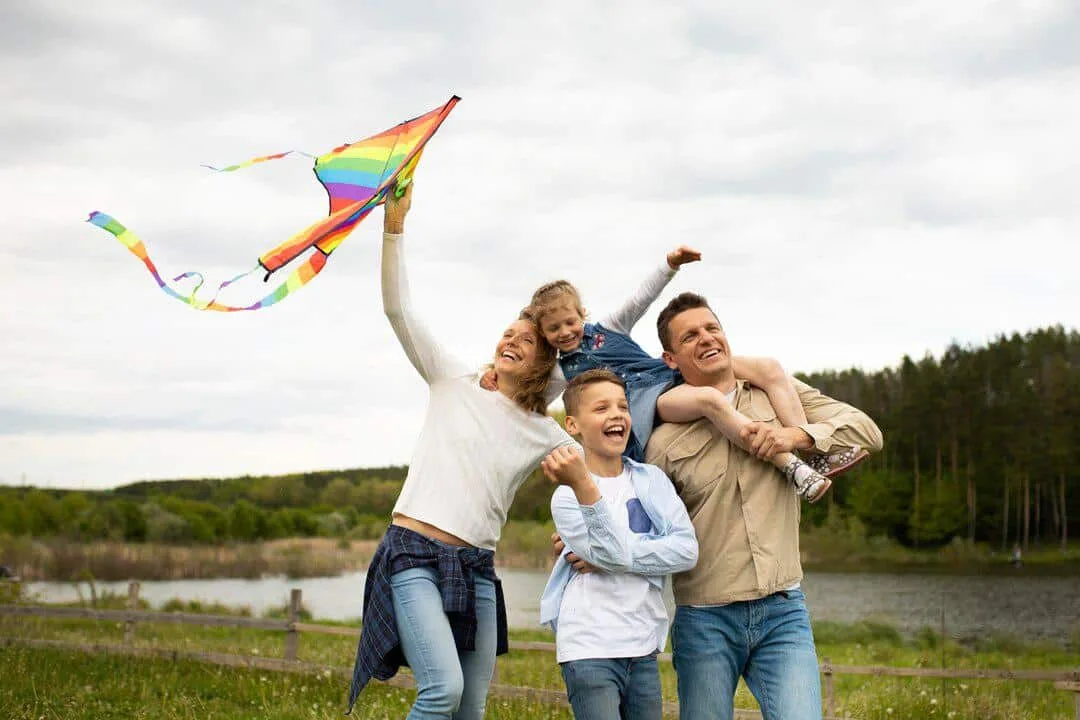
[284,588,302,662]
[1055,681,1080,720]
[822,658,835,718]
[124,582,140,645]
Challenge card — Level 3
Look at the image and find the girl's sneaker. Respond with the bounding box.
[806,446,870,479]
[781,458,832,504]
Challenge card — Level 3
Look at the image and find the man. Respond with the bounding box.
[645,292,883,720]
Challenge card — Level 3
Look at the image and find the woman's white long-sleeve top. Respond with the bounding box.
[382,232,576,550]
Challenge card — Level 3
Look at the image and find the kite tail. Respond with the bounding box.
[225,249,329,311]
[87,211,317,312]
[190,249,327,312]
[87,211,208,308]
[201,150,316,173]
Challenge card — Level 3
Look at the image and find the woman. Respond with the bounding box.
[347,183,576,719]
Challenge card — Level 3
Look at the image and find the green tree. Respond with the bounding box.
[142,503,190,543]
[228,500,259,541]
[185,513,214,543]
[286,509,318,537]
[350,479,402,517]
[251,476,310,509]
[262,512,289,540]
[320,477,355,509]
[59,493,92,535]
[23,490,62,536]
[198,504,228,540]
[909,477,967,546]
[117,500,147,542]
[317,512,349,537]
[848,469,912,541]
[84,502,126,541]
[0,496,28,535]
[270,509,295,537]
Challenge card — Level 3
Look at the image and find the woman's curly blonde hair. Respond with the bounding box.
[486,308,557,414]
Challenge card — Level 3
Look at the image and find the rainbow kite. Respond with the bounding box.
[89,95,460,312]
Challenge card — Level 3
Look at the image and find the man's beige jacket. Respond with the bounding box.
[646,378,883,606]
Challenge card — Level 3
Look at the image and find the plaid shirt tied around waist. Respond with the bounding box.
[346,524,508,713]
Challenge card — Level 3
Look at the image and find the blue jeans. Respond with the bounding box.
[671,590,822,720]
[560,653,663,720]
[391,566,497,720]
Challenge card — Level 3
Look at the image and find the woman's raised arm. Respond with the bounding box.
[381,184,467,383]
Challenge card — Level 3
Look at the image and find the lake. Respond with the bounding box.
[26,569,1080,642]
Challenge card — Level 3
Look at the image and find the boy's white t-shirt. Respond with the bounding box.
[555,468,670,663]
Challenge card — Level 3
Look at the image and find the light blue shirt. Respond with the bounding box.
[539,457,699,631]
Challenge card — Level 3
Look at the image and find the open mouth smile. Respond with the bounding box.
[602,423,627,440]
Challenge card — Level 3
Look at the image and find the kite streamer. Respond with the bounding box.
[200,150,315,173]
[89,95,460,312]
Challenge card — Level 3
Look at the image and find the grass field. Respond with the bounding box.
[2,600,1079,719]
[0,644,580,720]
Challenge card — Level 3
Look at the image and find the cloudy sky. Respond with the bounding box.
[2,1,1077,490]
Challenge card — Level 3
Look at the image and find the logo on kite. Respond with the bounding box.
[88,96,460,312]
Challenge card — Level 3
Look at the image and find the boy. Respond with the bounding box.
[539,369,699,720]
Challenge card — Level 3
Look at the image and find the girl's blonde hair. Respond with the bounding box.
[487,308,558,415]
[529,280,585,327]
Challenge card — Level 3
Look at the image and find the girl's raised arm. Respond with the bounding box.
[599,246,700,335]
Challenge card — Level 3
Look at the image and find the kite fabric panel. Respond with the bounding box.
[88,95,460,312]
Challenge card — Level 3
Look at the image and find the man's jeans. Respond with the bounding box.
[391,566,497,720]
[560,653,663,720]
[671,590,822,720]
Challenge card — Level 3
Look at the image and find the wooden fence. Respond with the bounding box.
[3,582,1079,719]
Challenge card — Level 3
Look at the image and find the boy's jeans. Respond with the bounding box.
[671,589,822,720]
[391,566,497,720]
[560,653,663,720]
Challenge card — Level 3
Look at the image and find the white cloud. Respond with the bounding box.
[1,0,1078,488]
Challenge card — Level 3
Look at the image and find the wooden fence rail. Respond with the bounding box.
[0,603,287,631]
[3,582,1080,719]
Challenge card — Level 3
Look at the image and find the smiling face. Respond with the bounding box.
[661,306,734,388]
[494,319,542,380]
[565,378,632,461]
[539,303,586,354]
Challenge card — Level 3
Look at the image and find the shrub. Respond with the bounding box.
[263,599,313,621]
[161,597,252,616]
[813,619,904,646]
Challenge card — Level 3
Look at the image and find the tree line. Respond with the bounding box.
[0,467,407,544]
[1,326,1076,551]
[799,325,1077,551]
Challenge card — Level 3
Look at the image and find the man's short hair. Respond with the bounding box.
[656,292,718,351]
[563,368,626,417]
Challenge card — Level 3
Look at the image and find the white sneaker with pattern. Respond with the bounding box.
[781,457,832,503]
